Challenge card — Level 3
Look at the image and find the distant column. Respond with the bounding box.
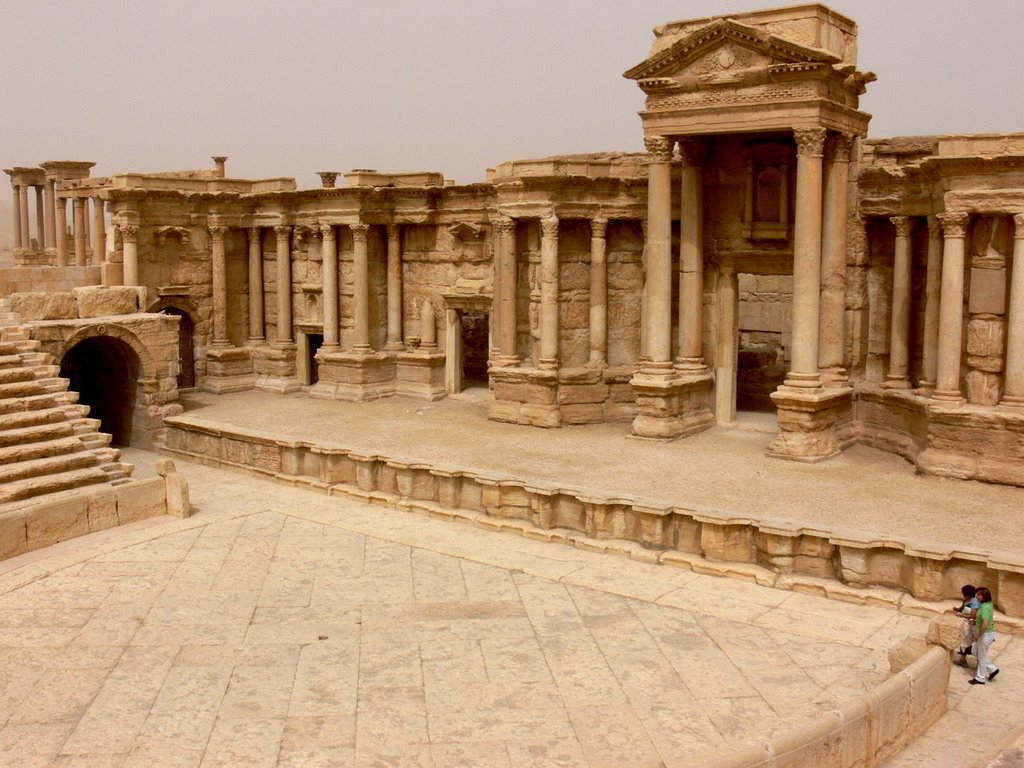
[320,224,339,347]
[818,134,853,383]
[588,217,608,367]
[885,216,913,388]
[34,186,45,249]
[209,224,229,346]
[11,184,23,249]
[55,198,68,266]
[919,216,943,393]
[73,198,87,266]
[644,135,674,372]
[677,139,708,371]
[351,223,370,351]
[92,197,106,263]
[43,180,56,251]
[19,185,30,249]
[1000,213,1024,407]
[932,212,968,402]
[539,216,560,369]
[494,217,518,362]
[247,227,265,342]
[715,262,738,424]
[385,224,404,350]
[783,127,826,389]
[121,225,139,286]
[274,225,293,343]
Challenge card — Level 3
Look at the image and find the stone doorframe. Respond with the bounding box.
[441,294,492,394]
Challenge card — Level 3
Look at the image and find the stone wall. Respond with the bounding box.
[0,266,100,295]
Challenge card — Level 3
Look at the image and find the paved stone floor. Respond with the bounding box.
[0,453,958,768]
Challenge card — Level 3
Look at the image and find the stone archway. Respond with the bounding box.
[60,336,141,446]
[149,296,200,390]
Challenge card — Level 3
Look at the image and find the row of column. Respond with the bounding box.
[883,212,1024,407]
[10,182,104,266]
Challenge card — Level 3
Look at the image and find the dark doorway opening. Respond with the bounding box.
[460,310,489,385]
[161,307,195,389]
[736,332,787,412]
[60,336,141,446]
[306,333,323,385]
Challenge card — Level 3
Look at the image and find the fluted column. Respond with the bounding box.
[320,224,339,347]
[274,225,293,344]
[932,212,968,402]
[247,227,265,342]
[818,134,852,383]
[588,217,608,366]
[677,139,708,371]
[715,263,739,424]
[885,216,913,388]
[1000,213,1024,407]
[385,224,403,350]
[539,216,560,369]
[919,216,943,392]
[73,198,87,266]
[92,197,106,263]
[783,127,826,389]
[494,217,518,362]
[19,185,30,249]
[34,186,45,249]
[55,198,68,266]
[351,223,370,352]
[43,180,56,251]
[11,184,23,249]
[644,135,674,372]
[209,224,229,346]
[121,225,139,286]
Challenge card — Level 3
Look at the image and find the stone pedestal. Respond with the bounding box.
[254,344,302,394]
[204,346,255,394]
[489,367,561,428]
[310,350,396,402]
[767,386,854,462]
[629,371,714,440]
[396,350,446,400]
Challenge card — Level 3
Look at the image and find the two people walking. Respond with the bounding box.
[950,584,1000,685]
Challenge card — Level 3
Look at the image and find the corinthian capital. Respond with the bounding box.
[890,216,912,239]
[591,217,608,239]
[208,224,228,241]
[351,223,369,243]
[644,135,675,163]
[492,217,514,236]
[119,224,139,243]
[937,212,968,238]
[829,133,854,163]
[677,139,709,168]
[794,127,827,158]
[540,216,559,238]
[319,223,335,240]
[274,224,291,242]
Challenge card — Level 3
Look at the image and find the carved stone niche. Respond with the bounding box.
[742,143,791,241]
[448,222,488,263]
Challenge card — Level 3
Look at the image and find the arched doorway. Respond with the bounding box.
[160,307,195,388]
[60,336,141,446]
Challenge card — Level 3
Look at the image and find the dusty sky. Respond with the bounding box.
[2,0,1022,245]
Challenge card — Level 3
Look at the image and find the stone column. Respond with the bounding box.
[73,198,87,266]
[1000,213,1024,407]
[19,185,30,249]
[539,216,560,369]
[34,186,45,249]
[274,225,293,344]
[43,180,56,251]
[677,139,708,371]
[494,217,518,363]
[588,217,608,367]
[385,224,403,350]
[320,224,339,347]
[55,198,68,266]
[644,135,675,373]
[247,227,265,342]
[715,262,738,424]
[818,134,852,383]
[209,224,229,346]
[783,127,826,389]
[640,220,649,360]
[92,197,106,263]
[121,225,139,286]
[351,223,370,352]
[11,184,22,248]
[932,212,968,403]
[885,216,913,388]
[919,216,943,393]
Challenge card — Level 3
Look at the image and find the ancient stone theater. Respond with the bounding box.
[2,5,1023,517]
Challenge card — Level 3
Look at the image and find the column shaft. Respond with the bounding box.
[677,140,707,370]
[495,218,518,361]
[588,218,608,366]
[320,225,339,347]
[644,136,674,370]
[209,225,229,345]
[73,198,87,266]
[352,224,370,351]
[919,217,943,391]
[886,216,913,388]
[818,134,852,380]
[43,180,56,251]
[248,228,265,341]
[11,185,23,248]
[121,225,139,286]
[539,217,560,368]
[19,185,30,249]
[34,186,45,249]
[55,198,68,266]
[1001,214,1024,406]
[933,213,968,401]
[785,127,826,388]
[715,265,738,424]
[274,225,293,343]
[92,197,106,263]
[385,225,403,350]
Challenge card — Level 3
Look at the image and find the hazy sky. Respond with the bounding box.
[2,0,1023,240]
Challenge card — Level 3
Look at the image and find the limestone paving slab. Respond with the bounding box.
[0,451,971,767]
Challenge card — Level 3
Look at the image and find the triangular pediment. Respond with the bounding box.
[623,17,839,83]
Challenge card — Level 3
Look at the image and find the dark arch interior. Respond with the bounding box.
[60,336,141,446]
[160,307,195,388]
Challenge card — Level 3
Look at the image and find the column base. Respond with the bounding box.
[884,375,912,390]
[915,379,936,398]
[203,346,255,394]
[781,371,823,389]
[820,366,850,388]
[629,371,714,441]
[673,357,709,374]
[998,395,1024,411]
[309,349,396,402]
[254,344,303,394]
[383,340,405,352]
[929,389,966,406]
[489,366,561,428]
[396,350,447,401]
[767,386,854,463]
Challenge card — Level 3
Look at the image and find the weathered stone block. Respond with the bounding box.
[10,292,78,321]
[26,496,90,547]
[0,511,28,560]
[73,285,144,317]
[969,267,1007,314]
[156,457,191,518]
[86,486,119,531]
[701,522,754,562]
[116,477,168,523]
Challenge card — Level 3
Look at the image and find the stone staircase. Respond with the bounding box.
[0,297,133,509]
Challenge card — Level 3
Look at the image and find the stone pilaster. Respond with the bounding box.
[385,224,404,351]
[885,216,913,389]
[92,196,105,264]
[352,223,370,352]
[539,216,560,369]
[320,224,339,348]
[274,225,293,343]
[676,139,708,373]
[819,134,852,385]
[34,186,45,249]
[55,197,68,267]
[642,135,674,375]
[209,223,229,346]
[1000,213,1024,408]
[247,227,265,342]
[43,179,56,252]
[11,183,23,249]
[73,198,87,267]
[918,216,943,394]
[19,185,30,251]
[588,217,608,367]
[120,224,139,286]
[715,263,738,425]
[931,212,968,404]
[494,216,518,365]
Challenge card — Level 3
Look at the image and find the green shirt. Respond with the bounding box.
[976,601,995,634]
